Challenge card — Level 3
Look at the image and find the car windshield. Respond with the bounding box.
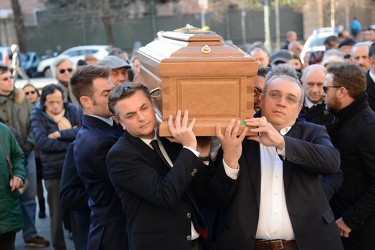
[308,36,329,47]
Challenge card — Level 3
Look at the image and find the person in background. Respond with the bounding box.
[323,62,375,250]
[22,83,46,219]
[0,66,49,248]
[10,44,29,81]
[84,55,97,65]
[30,84,81,250]
[281,31,297,50]
[301,64,335,125]
[350,17,362,41]
[270,49,293,67]
[53,56,80,108]
[0,122,26,250]
[338,38,356,62]
[97,55,131,86]
[288,41,303,56]
[291,54,302,73]
[324,36,340,50]
[366,42,375,111]
[108,48,129,63]
[254,67,270,113]
[131,57,144,83]
[338,30,350,42]
[249,47,270,68]
[351,42,371,73]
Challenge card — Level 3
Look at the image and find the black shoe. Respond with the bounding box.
[38,210,46,218]
[24,236,50,247]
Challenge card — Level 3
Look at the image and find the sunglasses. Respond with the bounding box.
[0,76,14,81]
[25,91,36,95]
[322,86,342,93]
[59,68,73,74]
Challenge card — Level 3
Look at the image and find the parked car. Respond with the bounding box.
[14,77,57,92]
[300,27,335,63]
[36,45,111,77]
[22,52,40,78]
[0,46,10,66]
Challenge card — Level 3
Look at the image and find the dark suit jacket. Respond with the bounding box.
[366,70,375,111]
[215,122,344,250]
[74,115,127,250]
[60,142,90,250]
[106,130,236,250]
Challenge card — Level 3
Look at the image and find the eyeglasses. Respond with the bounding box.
[0,76,14,81]
[322,86,342,93]
[254,87,262,97]
[25,91,36,95]
[266,90,300,105]
[59,68,73,74]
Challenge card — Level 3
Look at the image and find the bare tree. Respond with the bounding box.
[10,0,27,52]
[101,0,115,47]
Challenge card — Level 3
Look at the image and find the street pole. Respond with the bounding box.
[264,0,271,53]
[201,9,206,28]
[241,0,246,49]
[198,0,208,28]
[275,0,280,50]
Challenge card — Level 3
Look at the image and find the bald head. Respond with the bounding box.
[301,64,327,104]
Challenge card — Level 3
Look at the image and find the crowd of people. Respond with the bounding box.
[0,23,374,250]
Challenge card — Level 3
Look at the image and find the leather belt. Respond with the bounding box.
[255,239,297,250]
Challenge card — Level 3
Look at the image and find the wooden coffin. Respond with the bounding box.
[136,25,258,136]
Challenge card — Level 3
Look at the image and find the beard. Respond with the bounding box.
[326,96,341,112]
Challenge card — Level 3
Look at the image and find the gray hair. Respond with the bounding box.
[351,42,370,56]
[264,75,305,105]
[53,55,73,69]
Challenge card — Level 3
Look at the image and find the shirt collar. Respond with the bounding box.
[86,114,113,126]
[304,96,323,108]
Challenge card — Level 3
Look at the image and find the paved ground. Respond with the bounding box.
[14,190,75,250]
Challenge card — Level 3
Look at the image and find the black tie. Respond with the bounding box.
[150,139,170,167]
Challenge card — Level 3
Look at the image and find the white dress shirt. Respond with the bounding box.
[255,127,295,240]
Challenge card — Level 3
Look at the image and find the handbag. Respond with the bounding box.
[0,136,27,194]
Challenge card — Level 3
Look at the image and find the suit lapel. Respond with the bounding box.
[244,140,262,206]
[282,124,301,192]
[124,130,171,174]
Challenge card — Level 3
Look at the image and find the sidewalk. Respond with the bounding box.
[14,197,75,250]
[15,209,75,250]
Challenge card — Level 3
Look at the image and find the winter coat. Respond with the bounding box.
[30,102,80,179]
[0,123,26,234]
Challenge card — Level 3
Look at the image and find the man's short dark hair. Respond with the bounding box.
[0,66,9,75]
[40,84,65,111]
[327,62,366,99]
[324,36,340,49]
[108,83,151,120]
[70,65,110,106]
[257,67,270,78]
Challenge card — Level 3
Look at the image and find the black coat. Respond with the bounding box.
[107,130,236,250]
[215,121,343,250]
[365,70,375,111]
[74,115,127,250]
[327,91,375,250]
[304,103,336,126]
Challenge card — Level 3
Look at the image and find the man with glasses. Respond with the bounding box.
[53,56,79,108]
[0,66,50,247]
[323,62,375,250]
[215,74,343,250]
[254,67,269,113]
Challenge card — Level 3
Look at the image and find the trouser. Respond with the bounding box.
[45,178,67,250]
[0,231,16,250]
[19,151,38,241]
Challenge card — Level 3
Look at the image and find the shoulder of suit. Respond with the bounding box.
[362,108,375,124]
